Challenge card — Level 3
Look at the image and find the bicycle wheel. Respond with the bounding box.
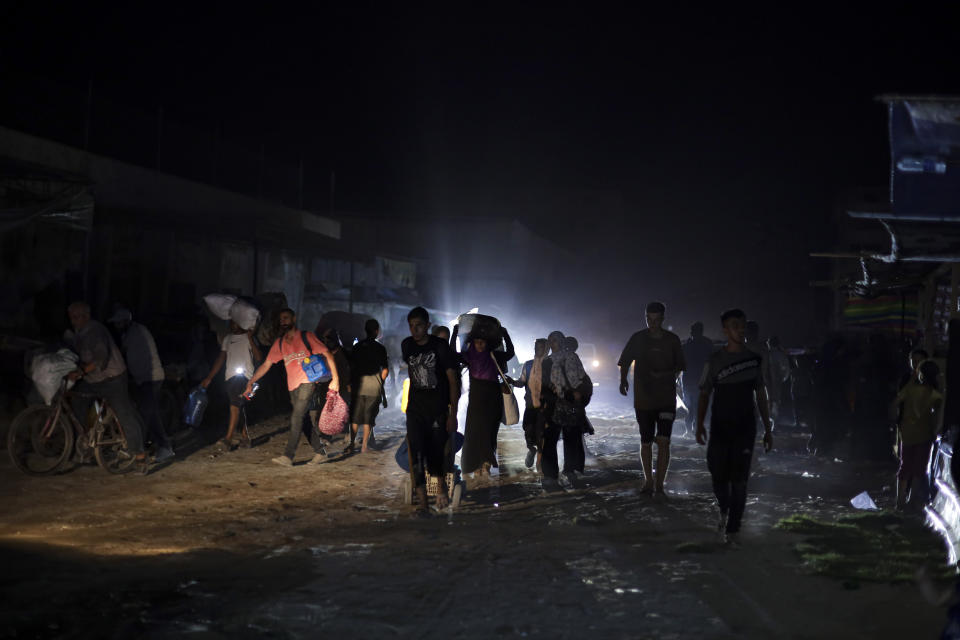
[93,407,137,474]
[7,405,74,475]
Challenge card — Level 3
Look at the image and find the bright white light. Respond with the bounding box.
[592,360,600,368]
[235,367,245,375]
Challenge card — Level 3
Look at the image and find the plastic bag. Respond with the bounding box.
[317,388,349,435]
[183,386,209,427]
[400,377,410,414]
[229,298,260,331]
[850,490,879,510]
[30,349,79,405]
[203,293,237,320]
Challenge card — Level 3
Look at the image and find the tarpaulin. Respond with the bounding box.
[843,293,918,335]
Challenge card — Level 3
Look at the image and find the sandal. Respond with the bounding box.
[135,456,150,476]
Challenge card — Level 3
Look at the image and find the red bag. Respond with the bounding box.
[317,388,349,435]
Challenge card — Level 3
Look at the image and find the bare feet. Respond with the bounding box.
[436,483,450,509]
[415,486,429,515]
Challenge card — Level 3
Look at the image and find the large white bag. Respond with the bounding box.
[490,353,520,426]
[31,349,79,405]
[229,299,261,331]
[203,293,237,320]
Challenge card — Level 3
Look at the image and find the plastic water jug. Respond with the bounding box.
[301,355,332,383]
[184,387,208,427]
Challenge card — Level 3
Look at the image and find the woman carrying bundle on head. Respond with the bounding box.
[452,317,515,477]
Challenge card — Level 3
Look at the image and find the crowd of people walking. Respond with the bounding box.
[48,296,944,534]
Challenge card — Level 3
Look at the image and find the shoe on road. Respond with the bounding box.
[154,447,175,463]
[308,451,327,465]
[271,455,294,467]
[525,448,536,469]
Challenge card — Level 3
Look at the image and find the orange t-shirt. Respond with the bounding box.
[267,331,332,391]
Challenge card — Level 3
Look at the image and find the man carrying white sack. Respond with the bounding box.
[202,320,262,449]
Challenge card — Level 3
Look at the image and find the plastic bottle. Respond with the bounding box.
[896,156,947,174]
[184,386,208,427]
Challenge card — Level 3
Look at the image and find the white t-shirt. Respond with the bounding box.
[222,333,254,380]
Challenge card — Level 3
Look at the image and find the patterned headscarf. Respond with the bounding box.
[550,350,586,394]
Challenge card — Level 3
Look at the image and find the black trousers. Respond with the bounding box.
[406,411,450,487]
[541,421,585,479]
[521,403,541,450]
[135,380,170,449]
[706,426,756,534]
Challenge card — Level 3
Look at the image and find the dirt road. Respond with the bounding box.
[0,396,949,639]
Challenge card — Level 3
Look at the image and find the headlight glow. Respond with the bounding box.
[592,360,600,368]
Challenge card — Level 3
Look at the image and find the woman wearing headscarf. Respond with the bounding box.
[452,322,515,476]
[541,331,587,484]
[509,338,548,469]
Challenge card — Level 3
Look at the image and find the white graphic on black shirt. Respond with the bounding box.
[716,358,760,383]
[408,352,438,390]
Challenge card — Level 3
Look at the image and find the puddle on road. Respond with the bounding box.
[566,555,643,604]
[650,559,707,583]
[309,543,375,557]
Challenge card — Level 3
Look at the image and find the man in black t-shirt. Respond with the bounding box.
[402,306,460,513]
[696,308,773,546]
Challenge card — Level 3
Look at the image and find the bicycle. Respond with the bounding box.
[7,378,139,475]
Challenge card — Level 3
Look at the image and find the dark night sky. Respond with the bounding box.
[2,2,958,343]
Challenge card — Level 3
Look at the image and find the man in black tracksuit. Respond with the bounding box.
[695,308,773,546]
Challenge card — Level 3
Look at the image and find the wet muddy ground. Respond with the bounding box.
[0,391,951,639]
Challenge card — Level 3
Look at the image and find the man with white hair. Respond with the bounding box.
[66,302,149,472]
[108,307,174,463]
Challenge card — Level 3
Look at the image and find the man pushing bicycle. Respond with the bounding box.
[65,302,149,473]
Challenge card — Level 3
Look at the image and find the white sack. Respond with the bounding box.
[30,349,79,405]
[203,293,237,320]
[229,299,261,331]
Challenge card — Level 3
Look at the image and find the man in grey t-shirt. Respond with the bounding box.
[618,301,685,496]
[66,302,148,470]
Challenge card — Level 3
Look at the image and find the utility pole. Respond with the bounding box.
[258,144,265,199]
[330,170,336,216]
[83,80,93,151]
[156,106,164,170]
[298,156,304,209]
